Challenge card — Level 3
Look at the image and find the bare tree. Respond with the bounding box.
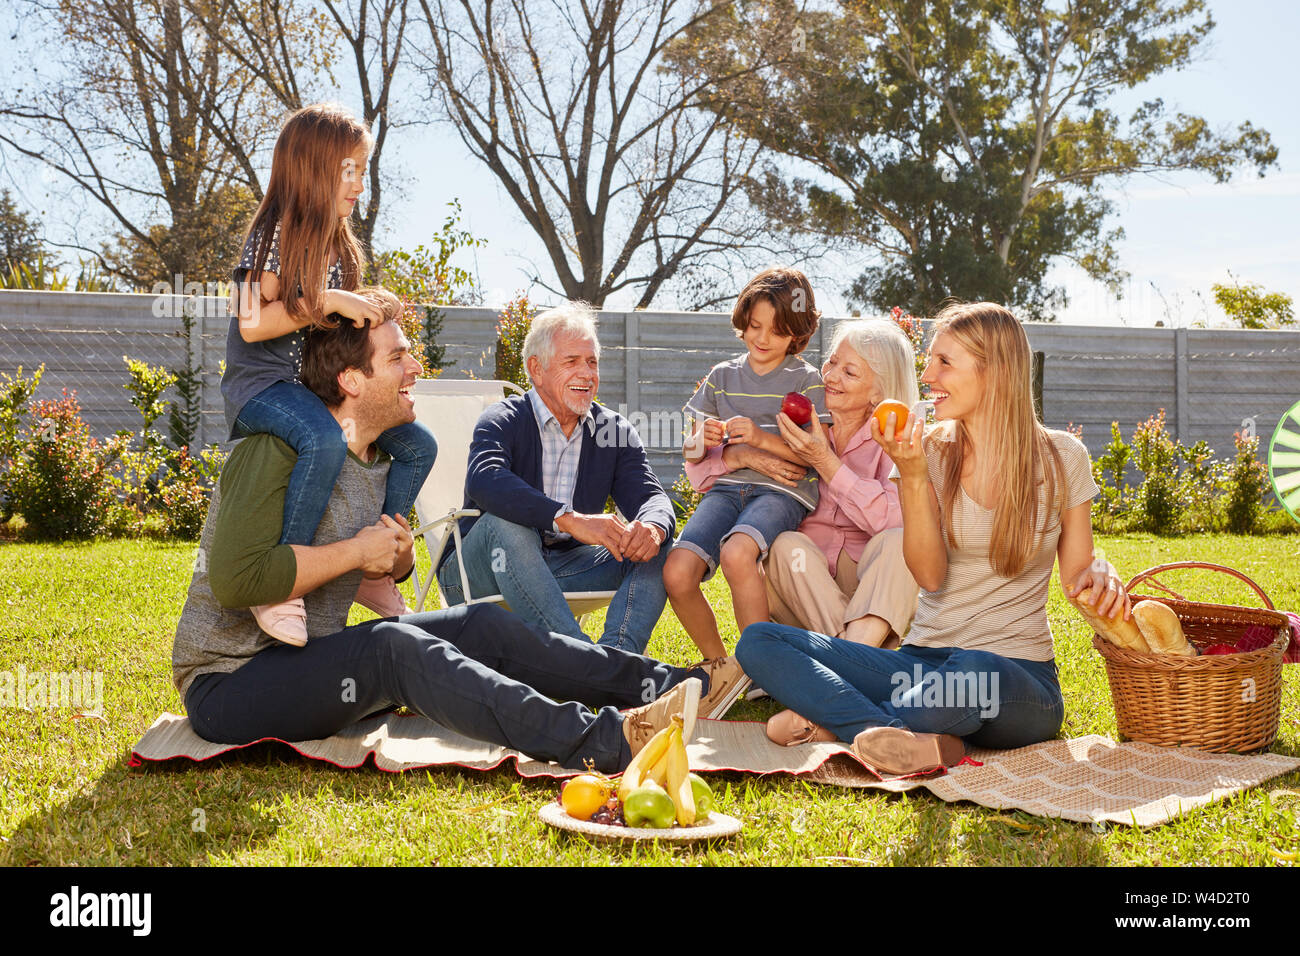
[196,0,416,252]
[415,0,785,308]
[0,0,284,285]
[0,0,415,287]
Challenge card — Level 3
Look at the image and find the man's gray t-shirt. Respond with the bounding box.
[171,435,388,701]
[220,221,345,438]
[685,353,826,509]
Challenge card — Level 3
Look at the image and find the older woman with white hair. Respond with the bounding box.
[685,318,922,734]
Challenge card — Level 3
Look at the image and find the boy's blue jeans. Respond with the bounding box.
[672,483,807,577]
[234,381,438,546]
[736,622,1064,749]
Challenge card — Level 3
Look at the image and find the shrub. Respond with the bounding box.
[1092,421,1131,518]
[1224,431,1270,534]
[159,445,225,539]
[6,391,125,540]
[888,306,927,391]
[114,357,176,514]
[0,364,44,516]
[494,293,534,392]
[1131,410,1181,535]
[371,200,484,376]
[1175,438,1220,532]
[169,306,202,448]
[669,470,702,525]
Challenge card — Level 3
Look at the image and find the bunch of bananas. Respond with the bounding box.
[618,716,711,828]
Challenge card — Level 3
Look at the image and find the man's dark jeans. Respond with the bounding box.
[185,604,694,772]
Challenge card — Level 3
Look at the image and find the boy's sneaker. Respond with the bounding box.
[252,598,308,647]
[355,574,412,617]
[622,678,701,757]
[690,655,751,720]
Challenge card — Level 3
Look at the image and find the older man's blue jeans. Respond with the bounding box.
[437,513,670,654]
[736,622,1063,749]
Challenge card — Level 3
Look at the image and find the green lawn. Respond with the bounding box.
[1,534,1298,866]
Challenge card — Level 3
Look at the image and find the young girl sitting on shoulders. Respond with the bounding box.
[663,268,825,711]
[221,103,437,646]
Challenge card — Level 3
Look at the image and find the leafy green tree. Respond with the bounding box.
[668,0,1277,318]
[1211,275,1295,329]
[0,189,47,269]
[370,200,484,306]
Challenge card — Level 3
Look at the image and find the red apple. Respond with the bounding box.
[781,391,814,426]
[1202,644,1236,655]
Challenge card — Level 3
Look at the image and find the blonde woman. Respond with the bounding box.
[735,303,1130,775]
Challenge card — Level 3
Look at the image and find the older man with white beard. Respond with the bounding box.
[436,302,683,658]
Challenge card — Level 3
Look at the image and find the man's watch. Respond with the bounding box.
[552,505,573,533]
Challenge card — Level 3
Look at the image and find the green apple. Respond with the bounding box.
[623,783,676,829]
[688,773,714,820]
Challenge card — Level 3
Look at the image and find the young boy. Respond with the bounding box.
[664,267,825,686]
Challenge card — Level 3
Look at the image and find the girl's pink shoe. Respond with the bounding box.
[252,598,308,646]
[355,575,412,618]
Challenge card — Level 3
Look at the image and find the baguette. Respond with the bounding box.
[1132,600,1197,657]
[1070,587,1150,652]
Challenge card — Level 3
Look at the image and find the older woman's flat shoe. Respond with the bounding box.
[850,726,964,776]
[766,710,837,746]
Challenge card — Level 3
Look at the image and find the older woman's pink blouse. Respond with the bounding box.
[684,425,902,575]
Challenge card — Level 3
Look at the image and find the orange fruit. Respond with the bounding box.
[872,399,911,439]
[560,774,612,820]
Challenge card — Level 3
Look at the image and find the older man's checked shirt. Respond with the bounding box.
[527,388,595,544]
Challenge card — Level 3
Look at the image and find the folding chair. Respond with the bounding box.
[407,378,617,624]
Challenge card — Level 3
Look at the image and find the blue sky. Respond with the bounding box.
[373,0,1299,325]
[4,0,1296,327]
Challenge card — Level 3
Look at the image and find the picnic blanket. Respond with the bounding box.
[130,712,1300,827]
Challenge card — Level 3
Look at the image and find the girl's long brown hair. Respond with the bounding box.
[240,103,371,326]
[930,302,1067,578]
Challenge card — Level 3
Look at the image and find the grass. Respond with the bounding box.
[1,533,1298,866]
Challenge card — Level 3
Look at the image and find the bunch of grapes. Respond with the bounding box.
[590,798,625,827]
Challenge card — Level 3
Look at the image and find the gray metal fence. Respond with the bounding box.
[3,290,1299,497]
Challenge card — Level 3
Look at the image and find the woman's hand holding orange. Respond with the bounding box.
[870,408,926,480]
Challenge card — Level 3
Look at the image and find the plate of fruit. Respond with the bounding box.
[539,717,742,842]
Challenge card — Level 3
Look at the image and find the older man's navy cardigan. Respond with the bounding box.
[436,394,675,571]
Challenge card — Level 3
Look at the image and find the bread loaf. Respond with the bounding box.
[1132,600,1197,656]
[1070,588,1150,652]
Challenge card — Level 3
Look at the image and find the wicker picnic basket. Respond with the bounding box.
[1090,561,1290,754]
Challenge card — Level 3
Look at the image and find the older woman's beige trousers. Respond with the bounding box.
[762,529,918,645]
